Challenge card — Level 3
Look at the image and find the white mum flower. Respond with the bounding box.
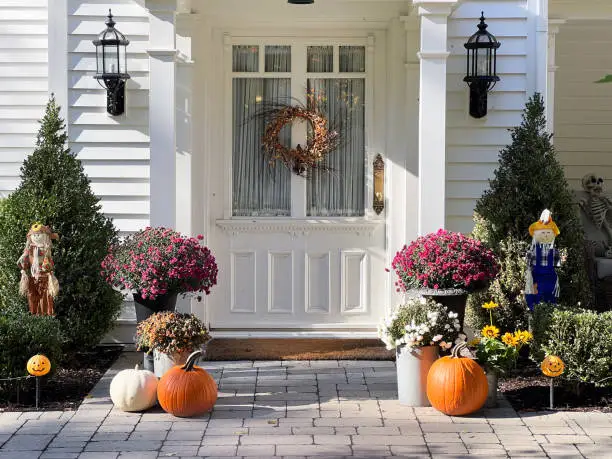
[432,334,443,342]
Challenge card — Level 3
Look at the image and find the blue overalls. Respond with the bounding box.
[526,244,558,311]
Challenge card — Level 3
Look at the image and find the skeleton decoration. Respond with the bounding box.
[17,223,60,316]
[525,209,561,311]
[579,173,612,253]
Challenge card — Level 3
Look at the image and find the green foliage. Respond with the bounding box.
[595,74,612,83]
[0,301,64,377]
[475,337,520,375]
[0,95,123,351]
[467,93,592,331]
[539,308,612,387]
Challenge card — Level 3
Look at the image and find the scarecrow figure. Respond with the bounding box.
[525,209,561,311]
[17,223,60,316]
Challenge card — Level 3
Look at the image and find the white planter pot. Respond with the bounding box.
[153,349,192,378]
[396,345,439,406]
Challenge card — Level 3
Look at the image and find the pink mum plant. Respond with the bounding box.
[392,229,499,293]
[101,227,218,300]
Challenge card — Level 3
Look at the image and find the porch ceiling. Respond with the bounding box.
[551,0,612,20]
[189,0,411,28]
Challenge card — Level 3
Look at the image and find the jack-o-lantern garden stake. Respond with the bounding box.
[27,354,51,408]
[541,355,565,409]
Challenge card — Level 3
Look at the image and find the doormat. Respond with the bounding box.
[202,338,394,361]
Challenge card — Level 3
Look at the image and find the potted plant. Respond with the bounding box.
[136,311,211,378]
[391,229,499,328]
[101,226,218,318]
[378,297,464,406]
[470,301,532,407]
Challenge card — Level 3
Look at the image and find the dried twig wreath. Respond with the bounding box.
[257,101,339,177]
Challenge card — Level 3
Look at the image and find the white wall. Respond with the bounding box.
[445,0,534,233]
[67,0,150,235]
[0,0,49,197]
[554,20,612,190]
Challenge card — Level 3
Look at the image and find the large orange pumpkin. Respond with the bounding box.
[426,343,488,416]
[157,350,217,417]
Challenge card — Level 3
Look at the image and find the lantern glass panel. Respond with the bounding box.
[96,44,103,74]
[103,44,119,74]
[119,45,126,74]
[476,49,489,77]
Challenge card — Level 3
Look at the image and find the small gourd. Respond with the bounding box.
[157,350,217,417]
[427,342,488,416]
[110,364,158,412]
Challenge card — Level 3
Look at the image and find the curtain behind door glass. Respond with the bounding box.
[233,78,291,216]
[307,78,365,216]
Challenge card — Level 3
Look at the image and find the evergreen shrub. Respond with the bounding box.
[466,93,592,332]
[0,96,123,351]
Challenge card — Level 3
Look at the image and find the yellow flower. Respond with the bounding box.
[482,301,499,310]
[515,330,533,345]
[502,332,518,346]
[469,337,482,347]
[481,325,500,339]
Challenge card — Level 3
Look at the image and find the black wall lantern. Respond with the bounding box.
[288,0,314,4]
[463,12,501,118]
[93,10,130,116]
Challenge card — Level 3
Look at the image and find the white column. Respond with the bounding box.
[413,0,459,235]
[47,0,69,123]
[146,0,178,228]
[547,20,565,135]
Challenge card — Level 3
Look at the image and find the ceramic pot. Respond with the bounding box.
[153,349,193,378]
[133,291,178,323]
[143,352,155,373]
[485,371,499,408]
[396,345,439,406]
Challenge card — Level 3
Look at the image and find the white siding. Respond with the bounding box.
[0,0,48,196]
[68,0,150,234]
[554,20,612,190]
[446,0,532,233]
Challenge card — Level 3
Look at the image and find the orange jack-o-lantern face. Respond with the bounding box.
[541,355,565,378]
[27,354,51,376]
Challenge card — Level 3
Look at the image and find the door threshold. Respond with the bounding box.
[210,329,379,339]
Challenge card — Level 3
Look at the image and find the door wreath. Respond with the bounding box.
[260,103,339,176]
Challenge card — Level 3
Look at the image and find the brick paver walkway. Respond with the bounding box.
[0,351,610,458]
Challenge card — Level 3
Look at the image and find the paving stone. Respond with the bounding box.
[275,444,351,456]
[117,453,157,459]
[353,434,425,446]
[291,427,334,435]
[460,432,500,443]
[0,424,23,435]
[165,430,204,441]
[160,444,200,455]
[351,445,392,456]
[0,436,8,447]
[312,435,350,445]
[1,434,53,451]
[356,426,401,435]
[424,433,463,443]
[83,440,163,452]
[196,445,237,456]
[0,453,43,459]
[240,434,312,445]
[200,436,239,445]
[314,417,382,427]
[40,451,80,458]
[171,421,208,431]
[576,443,612,458]
[546,434,595,444]
[530,426,579,435]
[426,442,469,454]
[421,423,492,433]
[78,453,119,459]
[91,432,130,441]
[127,431,168,441]
[236,444,275,456]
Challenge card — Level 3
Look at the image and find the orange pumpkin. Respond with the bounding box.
[426,343,488,416]
[27,354,51,376]
[157,350,217,417]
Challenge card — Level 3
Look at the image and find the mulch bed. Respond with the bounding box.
[0,345,123,412]
[499,360,612,413]
[203,338,394,361]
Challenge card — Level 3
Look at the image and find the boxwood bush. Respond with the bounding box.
[0,301,64,377]
[534,304,612,388]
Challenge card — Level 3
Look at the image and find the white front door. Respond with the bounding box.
[207,36,387,333]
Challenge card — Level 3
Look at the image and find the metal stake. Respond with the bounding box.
[35,377,40,409]
[549,377,554,410]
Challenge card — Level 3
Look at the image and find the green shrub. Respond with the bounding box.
[467,94,592,332]
[0,302,64,377]
[538,308,612,387]
[0,96,123,351]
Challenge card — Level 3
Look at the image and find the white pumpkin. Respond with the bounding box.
[109,364,158,412]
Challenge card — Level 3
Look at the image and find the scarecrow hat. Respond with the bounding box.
[528,209,560,237]
[27,222,59,240]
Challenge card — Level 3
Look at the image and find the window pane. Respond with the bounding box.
[103,44,118,73]
[307,79,365,217]
[265,46,291,72]
[233,45,259,72]
[340,46,366,72]
[307,46,333,72]
[233,78,291,216]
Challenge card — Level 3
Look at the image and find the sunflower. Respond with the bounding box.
[514,330,533,345]
[482,301,499,310]
[502,332,518,346]
[481,325,500,339]
[469,337,482,347]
